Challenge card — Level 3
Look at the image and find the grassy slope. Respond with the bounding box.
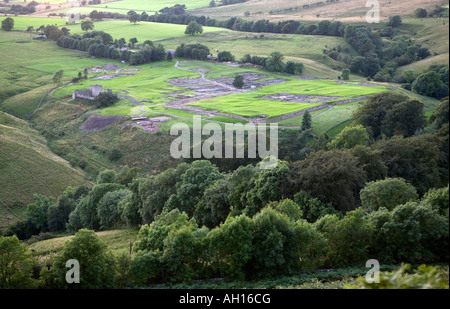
[28,229,139,262]
[66,20,227,42]
[0,112,92,229]
[159,31,356,79]
[0,30,92,118]
[190,0,446,21]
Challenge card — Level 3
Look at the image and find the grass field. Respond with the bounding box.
[0,16,69,30]
[53,61,200,103]
[0,30,90,117]
[160,30,357,79]
[28,229,139,261]
[190,80,388,119]
[66,20,227,42]
[89,0,210,13]
[190,0,446,22]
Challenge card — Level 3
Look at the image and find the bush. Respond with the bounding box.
[93,92,119,108]
[232,75,244,89]
[42,229,116,288]
[217,50,235,62]
[360,178,419,212]
[346,264,449,289]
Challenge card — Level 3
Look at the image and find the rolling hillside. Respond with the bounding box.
[0,111,92,229]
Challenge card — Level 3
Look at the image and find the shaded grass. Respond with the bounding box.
[29,229,139,262]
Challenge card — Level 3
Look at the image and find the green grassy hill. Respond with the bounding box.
[0,112,92,229]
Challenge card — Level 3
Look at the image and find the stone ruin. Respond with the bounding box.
[72,84,112,100]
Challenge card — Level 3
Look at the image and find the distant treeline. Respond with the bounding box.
[0,1,37,14]
[56,30,167,65]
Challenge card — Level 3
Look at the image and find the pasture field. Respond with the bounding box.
[90,0,210,13]
[0,16,69,30]
[0,30,89,117]
[160,31,357,79]
[66,20,227,42]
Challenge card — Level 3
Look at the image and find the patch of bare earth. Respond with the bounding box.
[80,115,124,132]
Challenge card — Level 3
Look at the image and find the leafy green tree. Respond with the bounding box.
[353,92,412,139]
[388,15,402,27]
[402,70,416,83]
[81,20,94,32]
[0,236,36,288]
[360,178,418,212]
[420,186,449,217]
[265,52,285,72]
[341,68,350,80]
[301,111,312,131]
[291,150,366,212]
[285,61,304,75]
[76,183,125,230]
[327,124,370,149]
[315,209,372,267]
[217,50,235,62]
[129,37,138,48]
[139,163,189,224]
[232,74,244,89]
[161,226,205,283]
[97,189,131,230]
[430,97,449,130]
[1,17,14,31]
[206,215,254,280]
[369,202,449,263]
[414,8,428,18]
[93,92,119,108]
[372,134,443,194]
[194,178,231,229]
[243,160,290,217]
[47,195,76,232]
[412,71,444,98]
[350,145,388,182]
[25,194,54,233]
[164,161,223,217]
[268,199,303,222]
[381,100,426,137]
[44,229,116,288]
[185,21,203,36]
[127,10,140,24]
[96,169,117,184]
[294,191,339,223]
[167,51,173,61]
